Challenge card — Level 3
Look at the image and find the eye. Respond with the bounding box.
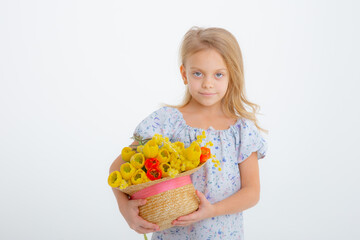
[215,73,224,78]
[193,71,202,77]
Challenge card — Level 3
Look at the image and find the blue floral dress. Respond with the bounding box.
[133,106,268,240]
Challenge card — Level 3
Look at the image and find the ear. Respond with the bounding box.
[180,65,188,85]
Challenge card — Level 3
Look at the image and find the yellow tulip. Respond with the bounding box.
[184,142,201,162]
[159,163,171,177]
[142,139,159,158]
[130,153,145,169]
[121,147,136,162]
[192,157,200,168]
[120,163,136,180]
[157,148,170,163]
[108,171,122,188]
[131,169,146,185]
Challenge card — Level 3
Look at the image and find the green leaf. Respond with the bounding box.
[131,133,152,146]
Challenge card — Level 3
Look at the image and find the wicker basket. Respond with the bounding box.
[119,163,205,231]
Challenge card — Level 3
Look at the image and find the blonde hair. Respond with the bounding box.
[163,26,268,134]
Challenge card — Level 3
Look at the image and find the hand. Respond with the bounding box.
[172,190,215,227]
[121,198,160,234]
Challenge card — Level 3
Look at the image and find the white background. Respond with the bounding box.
[1,0,360,239]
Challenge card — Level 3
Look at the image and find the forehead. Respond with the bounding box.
[186,49,227,71]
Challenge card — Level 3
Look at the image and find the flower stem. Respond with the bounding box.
[143,234,148,240]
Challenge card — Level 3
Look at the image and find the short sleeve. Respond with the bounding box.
[132,107,167,140]
[238,118,268,164]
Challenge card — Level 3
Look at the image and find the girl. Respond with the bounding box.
[109,26,268,240]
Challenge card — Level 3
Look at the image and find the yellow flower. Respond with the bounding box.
[180,162,186,172]
[121,147,136,162]
[204,141,214,148]
[168,168,179,178]
[184,142,201,162]
[169,152,177,162]
[126,179,132,186]
[210,154,221,171]
[142,139,159,158]
[120,163,136,180]
[162,141,176,154]
[187,162,197,171]
[170,156,182,170]
[159,163,171,177]
[194,131,206,145]
[157,148,170,163]
[143,175,151,183]
[173,142,185,153]
[130,153,145,169]
[174,141,184,150]
[131,169,146,185]
[108,171,122,188]
[152,133,164,145]
[192,157,200,168]
[119,179,129,189]
[137,145,144,153]
[181,160,196,171]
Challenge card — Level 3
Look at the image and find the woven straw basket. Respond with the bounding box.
[119,163,205,231]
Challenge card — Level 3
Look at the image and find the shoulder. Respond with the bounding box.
[237,118,265,142]
[141,106,175,120]
[237,117,268,163]
[237,117,257,129]
[236,118,263,139]
[149,106,180,122]
[133,106,182,139]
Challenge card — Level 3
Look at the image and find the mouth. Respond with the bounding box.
[200,92,216,96]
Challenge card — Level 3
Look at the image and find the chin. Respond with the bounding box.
[198,101,221,107]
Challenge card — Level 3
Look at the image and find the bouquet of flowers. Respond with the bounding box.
[108,131,220,232]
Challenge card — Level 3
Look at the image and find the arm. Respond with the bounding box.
[172,151,260,226]
[213,151,260,216]
[109,141,160,234]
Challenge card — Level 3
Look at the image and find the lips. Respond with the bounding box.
[200,92,216,95]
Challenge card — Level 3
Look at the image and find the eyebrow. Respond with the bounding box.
[190,67,227,71]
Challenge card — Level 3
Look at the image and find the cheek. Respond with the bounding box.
[217,81,229,93]
[188,81,200,90]
[186,83,196,95]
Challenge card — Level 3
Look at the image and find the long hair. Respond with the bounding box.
[162,26,268,134]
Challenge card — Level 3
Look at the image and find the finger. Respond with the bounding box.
[134,225,157,234]
[196,190,206,202]
[137,216,160,232]
[130,199,147,207]
[131,218,159,234]
[129,199,160,231]
[177,211,199,222]
[172,219,193,227]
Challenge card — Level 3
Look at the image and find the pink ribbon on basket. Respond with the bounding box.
[130,175,192,200]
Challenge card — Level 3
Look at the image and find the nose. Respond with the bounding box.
[202,76,214,89]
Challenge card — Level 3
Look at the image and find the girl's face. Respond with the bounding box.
[180,48,229,109]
